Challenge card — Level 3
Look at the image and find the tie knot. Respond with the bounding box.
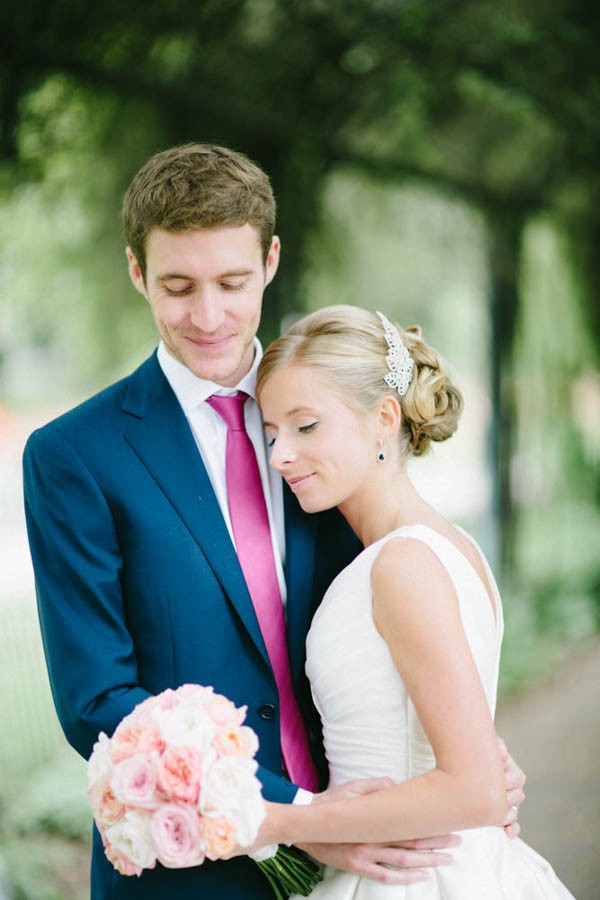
[206,391,248,431]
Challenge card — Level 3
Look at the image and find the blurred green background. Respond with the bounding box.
[1,1,599,897]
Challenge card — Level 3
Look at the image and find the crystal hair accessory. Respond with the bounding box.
[376,311,414,397]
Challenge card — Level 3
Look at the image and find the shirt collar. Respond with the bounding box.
[157,338,263,414]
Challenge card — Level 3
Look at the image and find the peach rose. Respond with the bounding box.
[215,725,259,758]
[88,778,127,827]
[205,693,247,728]
[111,721,165,764]
[202,815,237,861]
[104,842,143,877]
[157,746,203,804]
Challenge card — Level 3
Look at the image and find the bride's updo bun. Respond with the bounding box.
[398,324,463,456]
[257,304,463,460]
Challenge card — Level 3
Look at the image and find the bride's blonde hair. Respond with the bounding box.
[257,304,463,459]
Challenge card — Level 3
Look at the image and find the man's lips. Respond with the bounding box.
[184,334,235,348]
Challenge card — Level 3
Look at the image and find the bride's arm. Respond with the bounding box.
[257,536,509,847]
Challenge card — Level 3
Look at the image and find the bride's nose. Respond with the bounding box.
[269,435,298,471]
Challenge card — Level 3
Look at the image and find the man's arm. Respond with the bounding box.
[23,423,305,809]
[23,425,151,758]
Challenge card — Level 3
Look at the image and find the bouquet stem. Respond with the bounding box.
[255,845,323,899]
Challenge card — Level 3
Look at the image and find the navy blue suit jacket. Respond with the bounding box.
[23,351,360,899]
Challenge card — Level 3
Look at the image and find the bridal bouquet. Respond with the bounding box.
[87,684,321,898]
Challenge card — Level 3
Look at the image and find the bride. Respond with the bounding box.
[253,305,574,898]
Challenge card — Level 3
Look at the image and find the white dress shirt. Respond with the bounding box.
[157,338,287,602]
[157,340,313,805]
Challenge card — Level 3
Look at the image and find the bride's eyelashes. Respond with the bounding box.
[266,421,319,448]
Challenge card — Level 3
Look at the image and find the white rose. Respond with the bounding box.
[104,809,157,870]
[199,756,265,846]
[88,732,113,789]
[153,701,215,752]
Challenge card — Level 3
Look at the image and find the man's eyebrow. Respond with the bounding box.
[156,273,193,282]
[156,269,255,281]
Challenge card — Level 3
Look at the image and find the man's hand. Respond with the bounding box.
[311,776,395,804]
[499,737,526,838]
[297,836,460,885]
[302,777,460,884]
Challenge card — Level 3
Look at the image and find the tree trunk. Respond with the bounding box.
[487,213,522,578]
[256,142,332,343]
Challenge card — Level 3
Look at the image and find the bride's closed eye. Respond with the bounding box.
[299,422,318,434]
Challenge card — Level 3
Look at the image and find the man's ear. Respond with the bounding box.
[264,236,281,287]
[126,247,148,298]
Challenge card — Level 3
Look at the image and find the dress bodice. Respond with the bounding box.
[299,524,574,899]
[306,524,503,788]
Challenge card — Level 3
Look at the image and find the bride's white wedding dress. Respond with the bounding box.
[297,524,574,899]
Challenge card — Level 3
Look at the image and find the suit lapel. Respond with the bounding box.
[121,354,270,670]
[283,484,318,680]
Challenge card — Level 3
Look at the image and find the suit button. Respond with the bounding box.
[258,703,277,721]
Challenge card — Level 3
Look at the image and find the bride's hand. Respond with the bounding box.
[498,737,526,838]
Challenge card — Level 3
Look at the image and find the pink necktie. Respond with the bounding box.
[207,392,319,791]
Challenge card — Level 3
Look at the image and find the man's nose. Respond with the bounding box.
[189,289,225,332]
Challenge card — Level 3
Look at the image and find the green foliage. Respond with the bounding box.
[2,750,91,841]
[0,832,90,900]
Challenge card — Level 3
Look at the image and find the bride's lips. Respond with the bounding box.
[286,474,315,492]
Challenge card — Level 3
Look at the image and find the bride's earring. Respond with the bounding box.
[377,442,386,462]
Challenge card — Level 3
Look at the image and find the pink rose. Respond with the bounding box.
[202,815,237,861]
[150,803,205,868]
[157,746,203,804]
[111,754,160,809]
[111,721,165,764]
[88,778,126,827]
[215,725,259,758]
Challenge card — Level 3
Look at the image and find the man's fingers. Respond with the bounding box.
[504,805,519,827]
[387,834,462,852]
[366,846,454,869]
[507,786,525,808]
[345,776,396,794]
[504,821,521,839]
[361,863,430,885]
[298,840,457,881]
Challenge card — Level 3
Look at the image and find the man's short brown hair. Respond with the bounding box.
[122,143,276,279]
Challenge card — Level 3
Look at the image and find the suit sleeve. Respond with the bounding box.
[23,424,151,759]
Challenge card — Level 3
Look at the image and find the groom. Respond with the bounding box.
[23,143,523,899]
